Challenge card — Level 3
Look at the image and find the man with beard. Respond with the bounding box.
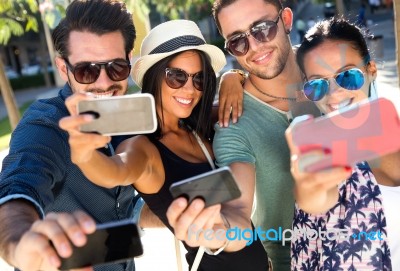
[0,1,160,270]
[211,0,316,269]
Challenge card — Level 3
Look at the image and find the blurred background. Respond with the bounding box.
[0,0,399,269]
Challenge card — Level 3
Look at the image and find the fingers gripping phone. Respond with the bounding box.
[169,166,242,207]
[77,93,157,136]
[58,219,143,270]
[291,98,400,172]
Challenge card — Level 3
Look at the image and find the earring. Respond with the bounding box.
[285,28,291,34]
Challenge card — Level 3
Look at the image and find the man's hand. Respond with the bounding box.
[217,71,245,127]
[59,93,111,164]
[12,211,96,271]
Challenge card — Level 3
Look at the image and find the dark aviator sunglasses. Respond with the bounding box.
[225,9,283,57]
[165,68,204,91]
[303,68,366,101]
[64,58,131,84]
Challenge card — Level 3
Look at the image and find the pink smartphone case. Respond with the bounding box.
[292,98,400,172]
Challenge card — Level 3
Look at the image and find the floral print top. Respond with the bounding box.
[291,162,392,270]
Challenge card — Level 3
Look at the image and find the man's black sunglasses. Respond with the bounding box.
[64,58,131,84]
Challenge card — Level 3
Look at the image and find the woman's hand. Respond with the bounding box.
[285,115,352,214]
[166,198,230,250]
[59,93,111,164]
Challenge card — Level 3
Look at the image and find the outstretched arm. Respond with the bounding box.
[59,93,150,188]
[285,116,352,213]
[166,162,255,252]
[0,200,95,271]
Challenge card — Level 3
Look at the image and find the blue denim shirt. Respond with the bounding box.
[0,84,136,271]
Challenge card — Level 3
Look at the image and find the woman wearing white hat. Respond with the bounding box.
[61,20,269,270]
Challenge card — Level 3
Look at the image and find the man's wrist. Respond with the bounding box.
[226,69,247,85]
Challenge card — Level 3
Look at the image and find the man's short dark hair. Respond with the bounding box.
[52,0,135,58]
[212,0,283,34]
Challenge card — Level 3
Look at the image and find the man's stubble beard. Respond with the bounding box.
[248,37,292,80]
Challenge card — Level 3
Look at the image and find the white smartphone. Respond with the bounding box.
[169,166,242,207]
[77,93,157,136]
[58,219,143,270]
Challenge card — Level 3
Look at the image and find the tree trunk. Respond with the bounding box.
[41,14,64,87]
[0,58,20,130]
[335,0,345,15]
[39,30,52,87]
[394,1,400,89]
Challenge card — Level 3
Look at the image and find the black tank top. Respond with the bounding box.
[139,137,269,271]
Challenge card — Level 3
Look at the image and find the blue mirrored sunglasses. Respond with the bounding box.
[303,68,365,101]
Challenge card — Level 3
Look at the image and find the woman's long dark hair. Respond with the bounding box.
[141,50,217,140]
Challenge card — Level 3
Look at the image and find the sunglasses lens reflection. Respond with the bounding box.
[165,69,203,91]
[226,20,279,56]
[71,60,131,84]
[304,79,329,101]
[228,37,248,56]
[75,64,101,84]
[192,73,204,91]
[303,69,365,101]
[335,69,364,90]
[107,60,131,81]
[166,70,187,88]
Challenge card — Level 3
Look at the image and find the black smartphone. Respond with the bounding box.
[169,166,242,207]
[58,219,143,270]
[77,93,157,136]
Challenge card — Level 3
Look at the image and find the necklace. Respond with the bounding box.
[248,76,297,101]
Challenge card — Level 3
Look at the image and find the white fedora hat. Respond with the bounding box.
[133,20,226,88]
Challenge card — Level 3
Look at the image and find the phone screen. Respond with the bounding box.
[59,220,143,270]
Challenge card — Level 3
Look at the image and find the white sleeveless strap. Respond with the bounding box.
[191,130,216,170]
[174,130,215,271]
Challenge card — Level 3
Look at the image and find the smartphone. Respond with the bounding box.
[77,93,157,136]
[58,219,143,270]
[291,97,400,172]
[169,166,242,207]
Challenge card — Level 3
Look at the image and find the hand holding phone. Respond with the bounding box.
[58,219,143,270]
[291,98,400,172]
[169,166,241,207]
[77,93,157,136]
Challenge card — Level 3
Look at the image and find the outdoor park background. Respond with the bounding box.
[1,0,399,270]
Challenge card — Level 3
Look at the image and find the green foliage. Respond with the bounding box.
[39,0,67,29]
[9,72,55,90]
[0,18,24,44]
[0,0,39,45]
[145,0,214,20]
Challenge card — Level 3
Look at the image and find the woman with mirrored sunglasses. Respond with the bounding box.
[61,20,269,271]
[287,18,399,270]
